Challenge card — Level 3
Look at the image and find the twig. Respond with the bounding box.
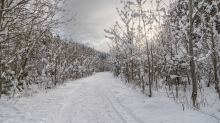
[198,110,220,123]
[211,98,218,108]
[14,98,20,104]
[186,103,220,122]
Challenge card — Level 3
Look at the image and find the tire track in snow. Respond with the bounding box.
[63,77,123,123]
[57,73,142,123]
[104,81,127,123]
[56,82,90,123]
[77,79,119,123]
[106,82,144,123]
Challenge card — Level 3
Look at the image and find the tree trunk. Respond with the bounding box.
[0,0,5,98]
[151,43,154,88]
[55,58,57,86]
[189,0,197,107]
[0,0,4,26]
[140,1,151,97]
[211,26,220,99]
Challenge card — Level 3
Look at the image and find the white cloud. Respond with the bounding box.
[82,40,109,52]
[58,0,120,52]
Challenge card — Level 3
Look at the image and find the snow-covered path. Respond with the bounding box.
[0,72,218,123]
[0,72,139,123]
[55,73,127,123]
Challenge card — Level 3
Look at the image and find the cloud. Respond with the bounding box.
[58,0,120,52]
[82,40,109,52]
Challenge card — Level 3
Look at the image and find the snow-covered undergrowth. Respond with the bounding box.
[112,73,220,123]
[1,83,54,101]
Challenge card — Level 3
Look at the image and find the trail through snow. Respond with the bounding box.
[0,72,218,123]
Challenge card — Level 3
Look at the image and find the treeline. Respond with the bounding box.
[0,0,106,98]
[105,0,220,108]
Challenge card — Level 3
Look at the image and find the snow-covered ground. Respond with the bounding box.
[0,72,219,123]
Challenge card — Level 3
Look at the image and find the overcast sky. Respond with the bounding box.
[60,0,121,53]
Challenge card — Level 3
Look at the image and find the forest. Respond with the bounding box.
[0,0,220,122]
[0,0,108,98]
[105,0,220,109]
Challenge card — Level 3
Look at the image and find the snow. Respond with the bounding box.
[0,72,219,123]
